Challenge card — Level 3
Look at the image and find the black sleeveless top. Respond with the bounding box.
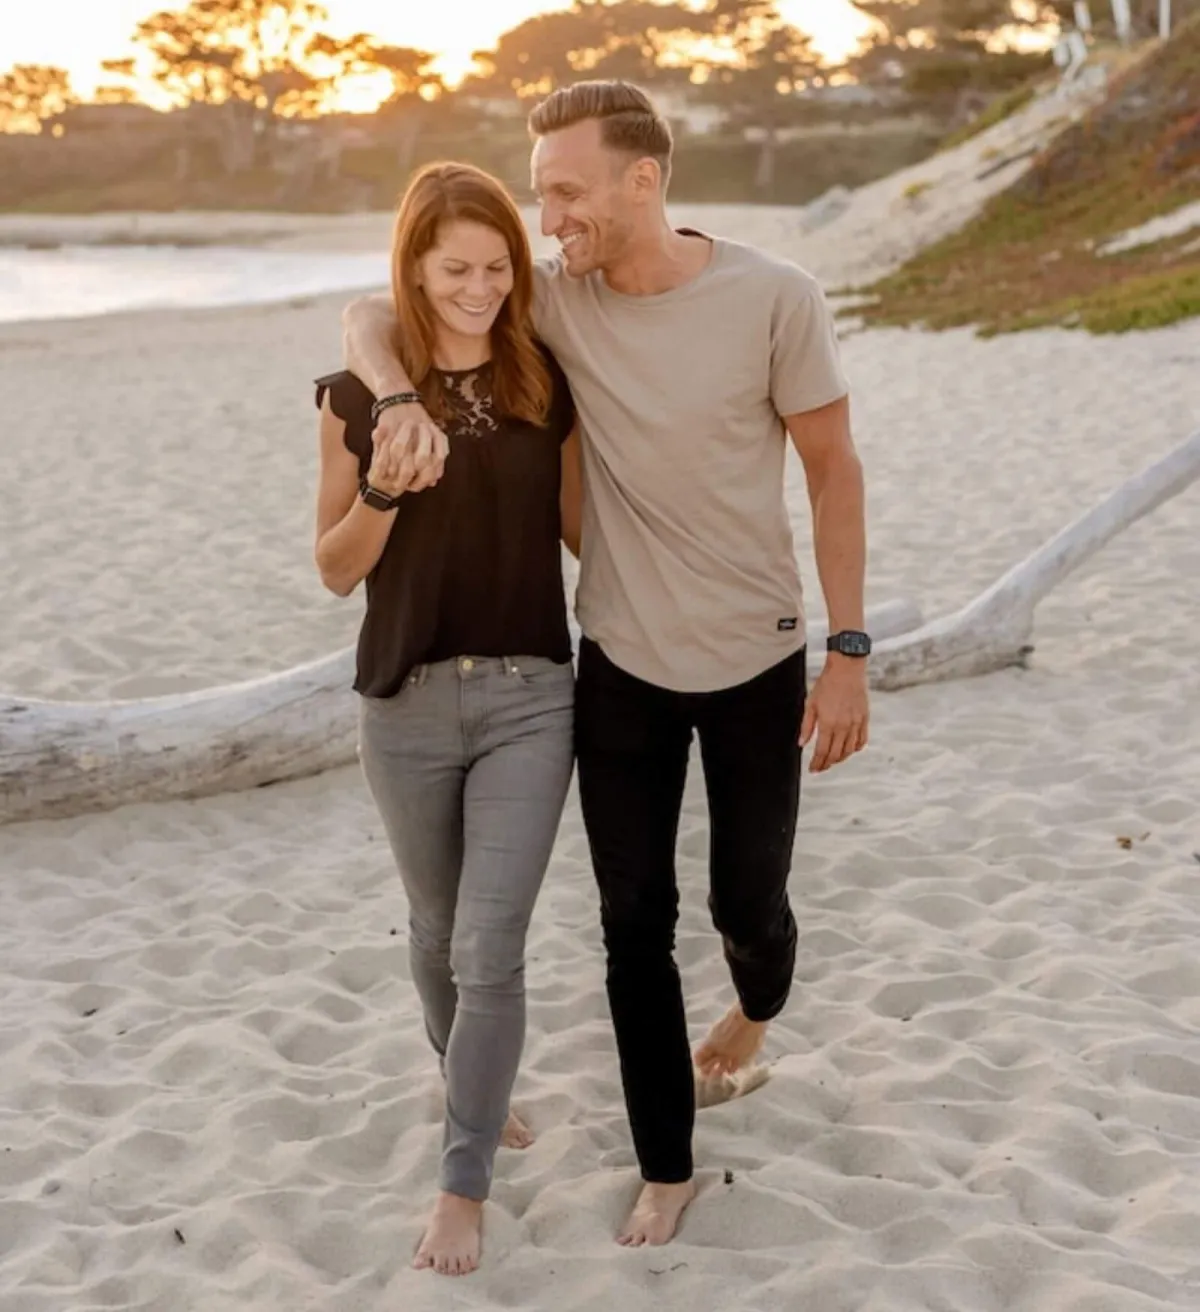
[315,352,576,698]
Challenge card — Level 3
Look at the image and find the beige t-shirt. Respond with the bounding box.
[534,233,849,693]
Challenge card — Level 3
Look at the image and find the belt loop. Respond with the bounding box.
[413,663,428,686]
[503,656,520,677]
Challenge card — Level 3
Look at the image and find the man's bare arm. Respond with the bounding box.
[342,293,409,394]
[785,395,865,636]
[340,292,447,490]
[785,394,869,772]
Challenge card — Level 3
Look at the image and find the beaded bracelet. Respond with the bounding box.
[370,391,424,423]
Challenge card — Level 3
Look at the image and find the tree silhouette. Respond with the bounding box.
[131,0,328,168]
[308,32,441,103]
[0,64,76,133]
[465,1,702,98]
[849,0,1067,107]
[466,8,604,97]
[575,0,706,85]
[696,1,822,191]
[94,59,141,107]
[308,33,442,171]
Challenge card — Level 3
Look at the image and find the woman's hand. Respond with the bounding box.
[366,429,419,499]
[372,402,448,493]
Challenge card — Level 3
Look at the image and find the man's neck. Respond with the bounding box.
[603,224,712,297]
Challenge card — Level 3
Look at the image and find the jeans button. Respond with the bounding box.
[461,658,474,671]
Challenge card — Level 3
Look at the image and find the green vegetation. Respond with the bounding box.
[939,82,1037,151]
[854,17,1200,335]
[5,121,940,213]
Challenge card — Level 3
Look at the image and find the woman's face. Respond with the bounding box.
[417,218,515,343]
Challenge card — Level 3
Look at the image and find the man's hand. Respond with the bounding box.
[372,402,449,493]
[800,654,869,773]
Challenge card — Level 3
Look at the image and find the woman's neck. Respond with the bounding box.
[432,328,492,373]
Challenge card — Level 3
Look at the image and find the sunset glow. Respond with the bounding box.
[6,0,876,115]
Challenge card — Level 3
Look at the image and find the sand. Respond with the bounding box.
[2,194,1199,1311]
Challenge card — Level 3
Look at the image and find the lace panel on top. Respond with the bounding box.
[440,365,498,440]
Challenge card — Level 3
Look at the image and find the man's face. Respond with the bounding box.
[532,119,637,278]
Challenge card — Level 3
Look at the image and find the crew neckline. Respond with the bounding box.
[597,228,725,306]
[435,358,493,379]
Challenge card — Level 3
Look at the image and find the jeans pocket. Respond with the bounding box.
[514,658,575,690]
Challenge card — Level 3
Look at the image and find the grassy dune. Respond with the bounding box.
[856,18,1200,335]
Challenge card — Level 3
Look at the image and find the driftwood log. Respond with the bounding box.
[868,426,1200,689]
[3,426,1197,826]
[0,599,923,825]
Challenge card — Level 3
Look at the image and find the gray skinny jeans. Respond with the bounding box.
[357,654,574,1201]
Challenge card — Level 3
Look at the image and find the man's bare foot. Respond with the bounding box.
[617,1180,697,1247]
[412,1192,483,1276]
[694,1061,772,1109]
[693,1003,767,1078]
[499,1107,534,1150]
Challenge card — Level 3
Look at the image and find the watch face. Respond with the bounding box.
[832,631,871,655]
[361,485,396,510]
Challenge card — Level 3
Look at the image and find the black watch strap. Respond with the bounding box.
[359,478,400,511]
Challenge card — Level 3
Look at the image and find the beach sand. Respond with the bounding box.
[1,200,1199,1311]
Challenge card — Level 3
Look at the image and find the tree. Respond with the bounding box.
[308,33,443,171]
[307,32,441,100]
[0,64,76,133]
[574,0,708,86]
[695,1,823,191]
[131,0,328,168]
[464,0,701,100]
[94,59,141,107]
[848,0,1066,115]
[466,8,606,98]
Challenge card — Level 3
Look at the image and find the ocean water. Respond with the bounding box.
[0,244,390,324]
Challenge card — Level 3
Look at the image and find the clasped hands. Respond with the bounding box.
[365,404,450,498]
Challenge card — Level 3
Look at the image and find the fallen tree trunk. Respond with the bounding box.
[869,426,1200,689]
[0,599,924,825]
[5,421,1196,829]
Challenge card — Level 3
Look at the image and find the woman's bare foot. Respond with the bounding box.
[499,1107,535,1150]
[693,1003,767,1078]
[412,1192,483,1276]
[617,1180,697,1247]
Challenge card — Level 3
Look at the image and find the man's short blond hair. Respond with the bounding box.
[528,80,673,187]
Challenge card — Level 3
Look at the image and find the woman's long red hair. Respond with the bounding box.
[391,161,551,426]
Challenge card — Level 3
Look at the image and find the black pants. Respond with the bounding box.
[575,637,805,1184]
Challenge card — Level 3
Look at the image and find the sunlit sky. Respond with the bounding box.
[6,0,875,105]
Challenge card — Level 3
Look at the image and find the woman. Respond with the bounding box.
[313,162,582,1278]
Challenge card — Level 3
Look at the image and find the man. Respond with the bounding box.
[342,80,869,1250]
